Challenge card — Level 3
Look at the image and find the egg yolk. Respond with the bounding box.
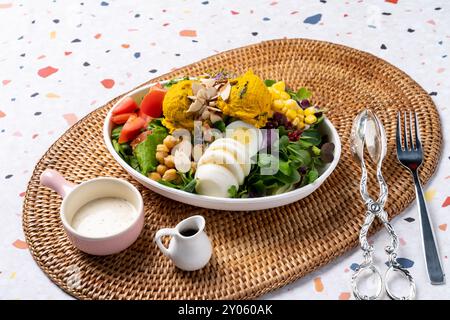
[231,129,252,146]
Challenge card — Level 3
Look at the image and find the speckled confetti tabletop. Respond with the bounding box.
[0,0,449,300]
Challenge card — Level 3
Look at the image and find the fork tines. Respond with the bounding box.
[396,111,422,152]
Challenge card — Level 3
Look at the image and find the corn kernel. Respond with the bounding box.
[304,107,316,116]
[280,91,290,100]
[284,99,298,109]
[292,118,300,126]
[273,99,285,110]
[297,108,304,116]
[286,109,297,120]
[305,114,317,124]
[270,89,282,99]
[297,121,305,129]
[272,81,285,92]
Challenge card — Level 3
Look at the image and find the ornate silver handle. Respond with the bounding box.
[352,159,415,300]
[375,163,415,300]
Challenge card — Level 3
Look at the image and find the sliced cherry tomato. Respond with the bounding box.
[112,96,138,115]
[130,130,152,149]
[140,84,166,118]
[138,108,153,126]
[118,113,146,143]
[111,112,134,124]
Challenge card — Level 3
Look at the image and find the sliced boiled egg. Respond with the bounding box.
[225,121,262,157]
[198,149,245,184]
[207,138,251,176]
[195,164,239,197]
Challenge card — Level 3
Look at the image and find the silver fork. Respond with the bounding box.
[396,111,445,285]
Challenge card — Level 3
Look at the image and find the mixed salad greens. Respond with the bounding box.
[231,130,334,198]
[110,71,335,198]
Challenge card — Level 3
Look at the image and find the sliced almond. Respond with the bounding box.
[192,82,202,96]
[171,139,192,158]
[187,99,203,113]
[187,95,197,100]
[198,104,208,115]
[174,150,192,173]
[200,78,216,88]
[207,106,222,113]
[197,88,208,100]
[209,113,222,123]
[219,82,231,101]
[205,87,218,99]
[209,101,217,107]
[196,97,206,105]
[201,110,210,120]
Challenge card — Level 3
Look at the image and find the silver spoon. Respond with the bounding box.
[350,109,416,300]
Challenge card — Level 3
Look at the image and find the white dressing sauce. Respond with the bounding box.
[71,197,136,237]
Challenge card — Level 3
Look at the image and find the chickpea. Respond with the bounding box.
[156,164,168,176]
[156,151,168,164]
[164,155,175,168]
[156,144,169,153]
[162,169,177,181]
[149,172,161,181]
[163,135,178,149]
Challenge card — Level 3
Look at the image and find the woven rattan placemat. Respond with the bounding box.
[23,39,442,299]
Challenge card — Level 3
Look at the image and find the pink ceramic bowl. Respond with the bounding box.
[40,169,144,255]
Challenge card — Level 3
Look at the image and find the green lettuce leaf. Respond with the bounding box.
[134,130,167,175]
[264,79,276,87]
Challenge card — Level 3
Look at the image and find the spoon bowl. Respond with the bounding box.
[350,109,368,164]
[365,110,386,165]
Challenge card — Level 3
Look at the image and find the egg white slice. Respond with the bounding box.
[225,121,262,157]
[195,164,239,198]
[198,149,245,184]
[208,138,251,176]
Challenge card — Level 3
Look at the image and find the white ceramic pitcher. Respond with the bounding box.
[154,215,212,271]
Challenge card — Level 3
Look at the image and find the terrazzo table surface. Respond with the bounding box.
[0,0,449,300]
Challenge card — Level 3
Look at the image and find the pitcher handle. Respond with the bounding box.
[154,228,177,258]
[40,169,76,198]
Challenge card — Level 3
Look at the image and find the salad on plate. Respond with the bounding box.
[109,70,335,198]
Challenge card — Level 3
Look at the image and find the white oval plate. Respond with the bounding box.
[103,81,341,211]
